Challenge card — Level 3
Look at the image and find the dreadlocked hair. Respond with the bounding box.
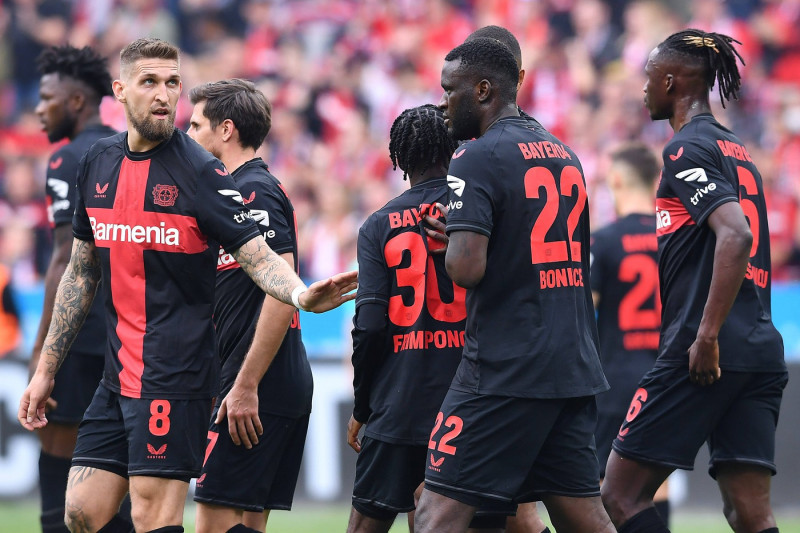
[37,45,113,100]
[659,29,744,108]
[388,104,457,180]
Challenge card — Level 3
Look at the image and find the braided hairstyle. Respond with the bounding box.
[37,45,113,103]
[389,104,457,180]
[658,29,744,108]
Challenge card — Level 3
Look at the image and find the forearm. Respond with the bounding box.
[698,228,751,339]
[37,239,100,377]
[234,296,295,389]
[232,236,305,307]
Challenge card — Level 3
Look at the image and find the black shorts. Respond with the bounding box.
[72,384,211,480]
[49,353,104,424]
[594,375,641,478]
[424,389,601,506]
[194,406,309,513]
[353,437,515,525]
[612,365,788,478]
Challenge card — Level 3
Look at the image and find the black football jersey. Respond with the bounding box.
[445,115,608,398]
[656,113,784,371]
[215,158,312,417]
[45,124,116,357]
[354,177,466,444]
[590,214,660,387]
[73,129,261,399]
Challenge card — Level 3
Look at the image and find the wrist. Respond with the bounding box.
[291,285,307,310]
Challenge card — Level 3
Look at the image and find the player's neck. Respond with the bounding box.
[409,165,448,188]
[669,97,712,133]
[481,103,520,136]
[615,193,654,217]
[219,147,257,174]
[70,114,104,141]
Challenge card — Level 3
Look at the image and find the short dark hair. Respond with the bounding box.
[120,38,180,76]
[389,104,457,180]
[189,79,272,151]
[444,38,519,101]
[465,25,522,69]
[610,142,659,190]
[36,45,113,101]
[658,29,744,108]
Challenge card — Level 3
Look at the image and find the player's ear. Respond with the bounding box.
[112,79,126,103]
[477,78,491,103]
[517,69,525,91]
[665,73,674,94]
[220,118,235,142]
[70,90,86,113]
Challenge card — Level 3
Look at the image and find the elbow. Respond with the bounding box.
[720,226,752,262]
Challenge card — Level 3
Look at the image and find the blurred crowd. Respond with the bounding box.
[2,0,800,357]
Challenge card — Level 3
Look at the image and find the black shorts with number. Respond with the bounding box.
[353,436,515,526]
[194,405,309,513]
[49,353,104,424]
[424,389,601,506]
[612,364,788,477]
[71,384,210,480]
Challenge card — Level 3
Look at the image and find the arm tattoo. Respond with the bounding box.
[41,239,101,376]
[232,236,300,305]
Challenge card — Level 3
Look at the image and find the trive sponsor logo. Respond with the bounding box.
[539,267,584,289]
[447,200,463,212]
[90,217,180,245]
[656,208,671,230]
[690,182,716,205]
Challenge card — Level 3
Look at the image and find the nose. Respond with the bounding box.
[155,82,169,103]
[438,93,447,110]
[35,100,45,117]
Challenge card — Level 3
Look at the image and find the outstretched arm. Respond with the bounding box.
[19,238,101,430]
[689,201,752,386]
[232,234,357,312]
[217,252,297,449]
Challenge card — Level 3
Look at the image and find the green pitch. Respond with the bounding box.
[0,501,798,532]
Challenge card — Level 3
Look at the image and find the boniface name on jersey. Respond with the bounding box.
[90,217,180,245]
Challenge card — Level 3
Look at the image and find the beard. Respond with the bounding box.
[127,105,176,144]
[448,106,480,142]
[47,113,77,143]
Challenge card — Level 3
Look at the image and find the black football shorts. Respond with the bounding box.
[194,405,309,512]
[594,372,643,478]
[352,436,515,526]
[424,389,601,506]
[49,352,104,424]
[612,364,788,477]
[71,383,210,480]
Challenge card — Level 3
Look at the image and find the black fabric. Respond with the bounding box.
[96,514,134,533]
[214,158,311,417]
[40,507,69,533]
[653,499,670,528]
[445,115,607,399]
[144,527,184,533]
[467,513,507,529]
[225,525,262,533]
[350,302,388,423]
[39,451,71,516]
[72,129,260,399]
[655,114,784,372]
[618,506,670,533]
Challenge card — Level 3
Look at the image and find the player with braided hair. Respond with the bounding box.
[602,30,787,533]
[347,104,513,533]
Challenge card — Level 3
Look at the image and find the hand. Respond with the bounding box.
[347,414,364,453]
[18,373,55,431]
[28,350,57,412]
[688,335,721,386]
[215,382,262,449]
[299,270,358,313]
[421,202,449,254]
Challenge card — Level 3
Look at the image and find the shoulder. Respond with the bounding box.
[83,132,126,165]
[171,129,221,170]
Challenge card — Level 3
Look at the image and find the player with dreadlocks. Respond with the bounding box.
[346,105,512,533]
[31,45,130,533]
[602,29,787,533]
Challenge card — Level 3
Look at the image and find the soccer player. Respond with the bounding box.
[18,38,356,533]
[31,44,124,533]
[186,79,313,533]
[601,30,787,533]
[589,143,670,525]
[413,38,613,533]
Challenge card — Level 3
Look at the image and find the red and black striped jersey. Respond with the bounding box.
[656,113,784,371]
[73,129,260,399]
[214,158,312,417]
[45,124,116,357]
[590,214,660,386]
[445,115,608,399]
[353,177,466,445]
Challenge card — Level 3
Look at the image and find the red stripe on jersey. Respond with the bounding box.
[90,158,209,397]
[656,197,695,236]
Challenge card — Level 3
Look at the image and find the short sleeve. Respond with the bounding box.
[194,160,260,251]
[661,140,738,226]
[46,149,81,227]
[244,180,295,255]
[445,144,495,237]
[355,217,390,307]
[72,153,94,242]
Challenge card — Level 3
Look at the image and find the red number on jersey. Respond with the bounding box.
[428,411,464,455]
[618,254,661,331]
[148,399,171,437]
[737,166,760,258]
[524,166,587,264]
[385,232,466,327]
